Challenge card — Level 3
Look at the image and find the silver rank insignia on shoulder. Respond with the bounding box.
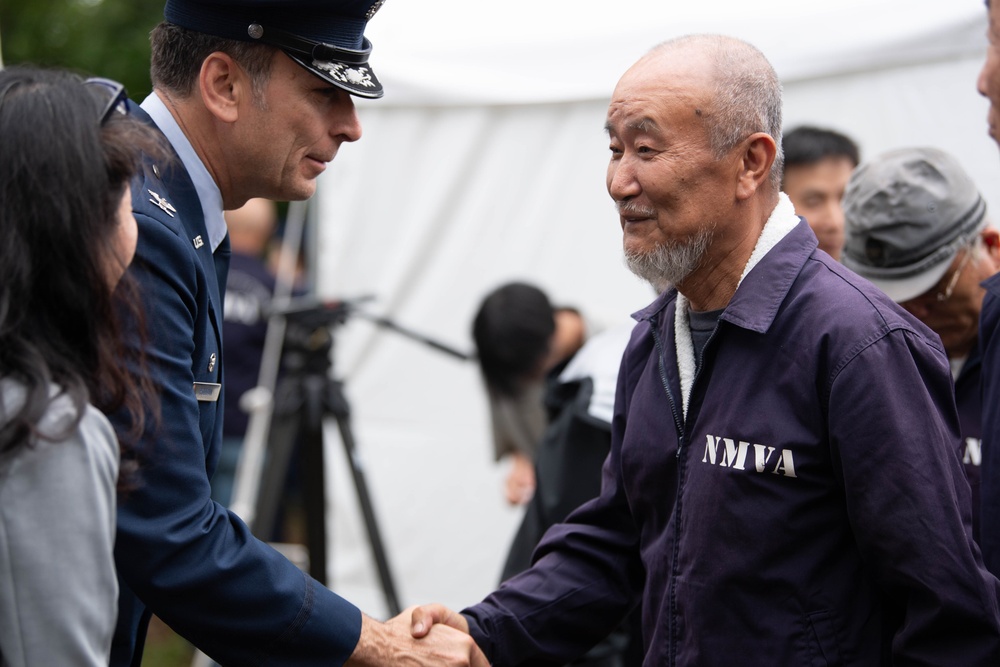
[193,235,204,249]
[148,189,177,217]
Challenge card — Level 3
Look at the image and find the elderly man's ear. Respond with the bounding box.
[735,133,778,200]
[982,227,1000,267]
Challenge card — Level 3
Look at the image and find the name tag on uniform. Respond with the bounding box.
[193,382,222,402]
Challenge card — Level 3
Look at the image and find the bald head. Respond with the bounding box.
[607,34,783,309]
[225,198,278,255]
[637,35,784,190]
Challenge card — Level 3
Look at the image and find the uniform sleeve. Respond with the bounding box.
[113,213,361,666]
[828,327,1000,665]
[463,351,643,666]
[0,402,119,667]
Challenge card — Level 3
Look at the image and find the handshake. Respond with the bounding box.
[347,603,490,667]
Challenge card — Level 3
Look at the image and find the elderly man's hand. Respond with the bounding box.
[410,603,471,637]
[346,608,488,666]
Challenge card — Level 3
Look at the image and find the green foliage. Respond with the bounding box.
[1,0,163,101]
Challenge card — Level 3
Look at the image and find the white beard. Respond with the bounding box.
[624,225,714,289]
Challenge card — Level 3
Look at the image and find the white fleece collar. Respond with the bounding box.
[674,193,798,419]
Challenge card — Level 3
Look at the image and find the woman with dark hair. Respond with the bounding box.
[0,66,160,666]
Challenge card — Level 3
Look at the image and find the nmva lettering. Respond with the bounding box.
[702,434,797,478]
[964,437,982,467]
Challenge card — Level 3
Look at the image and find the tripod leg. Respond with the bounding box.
[252,408,300,544]
[300,375,330,585]
[328,382,402,615]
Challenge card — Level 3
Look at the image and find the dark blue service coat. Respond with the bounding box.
[465,220,1000,667]
[109,104,361,667]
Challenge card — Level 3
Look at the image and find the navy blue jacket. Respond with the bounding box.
[464,219,1000,666]
[109,104,361,667]
[979,273,1000,576]
[956,346,983,542]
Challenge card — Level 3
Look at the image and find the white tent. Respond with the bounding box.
[305,0,998,619]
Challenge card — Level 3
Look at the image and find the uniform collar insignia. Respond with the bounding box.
[148,189,177,217]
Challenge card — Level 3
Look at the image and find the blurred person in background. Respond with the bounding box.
[842,146,999,543]
[472,282,586,505]
[216,197,280,507]
[781,125,860,261]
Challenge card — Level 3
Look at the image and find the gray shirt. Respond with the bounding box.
[488,382,547,461]
[0,381,119,667]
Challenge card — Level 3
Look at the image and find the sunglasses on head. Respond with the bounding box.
[84,77,128,125]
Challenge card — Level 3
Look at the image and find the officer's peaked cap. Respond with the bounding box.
[163,0,386,98]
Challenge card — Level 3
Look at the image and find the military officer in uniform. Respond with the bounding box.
[108,1,487,665]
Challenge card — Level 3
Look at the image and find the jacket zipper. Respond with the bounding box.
[650,314,683,667]
[649,308,722,667]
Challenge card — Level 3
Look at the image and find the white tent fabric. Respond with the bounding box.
[360,0,986,105]
[302,0,1000,619]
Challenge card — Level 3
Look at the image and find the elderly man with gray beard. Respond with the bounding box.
[408,34,1000,666]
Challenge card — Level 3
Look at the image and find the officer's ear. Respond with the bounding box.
[198,52,246,124]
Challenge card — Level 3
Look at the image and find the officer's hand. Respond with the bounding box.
[347,608,487,667]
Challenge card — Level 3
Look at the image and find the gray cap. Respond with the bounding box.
[842,146,987,302]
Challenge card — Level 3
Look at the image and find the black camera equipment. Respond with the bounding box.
[251,295,470,617]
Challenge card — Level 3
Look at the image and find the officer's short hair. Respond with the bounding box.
[150,21,276,101]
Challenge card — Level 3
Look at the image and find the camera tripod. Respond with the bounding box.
[245,296,472,611]
[251,299,400,610]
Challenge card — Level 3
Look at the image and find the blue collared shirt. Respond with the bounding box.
[140,92,227,252]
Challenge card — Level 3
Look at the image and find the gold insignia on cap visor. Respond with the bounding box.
[314,61,377,88]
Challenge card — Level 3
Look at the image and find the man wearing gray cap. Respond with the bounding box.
[842,146,1000,542]
[104,1,486,666]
